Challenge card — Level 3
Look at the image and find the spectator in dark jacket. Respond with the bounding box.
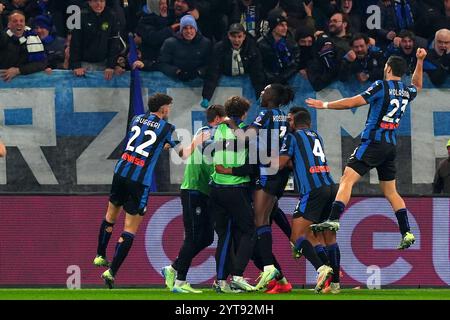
[433,139,450,194]
[32,14,65,72]
[279,0,316,32]
[158,14,211,81]
[306,34,341,91]
[196,0,230,41]
[228,0,263,39]
[201,23,265,107]
[375,0,427,48]
[424,28,450,86]
[134,0,170,71]
[69,0,123,80]
[340,33,385,82]
[0,10,47,81]
[420,0,450,40]
[384,29,418,75]
[257,10,300,84]
[339,0,362,33]
[295,26,315,78]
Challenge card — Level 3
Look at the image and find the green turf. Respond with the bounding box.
[0,288,449,300]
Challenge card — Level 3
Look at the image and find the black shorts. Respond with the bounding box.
[347,140,396,181]
[256,167,291,198]
[293,184,338,223]
[109,174,151,216]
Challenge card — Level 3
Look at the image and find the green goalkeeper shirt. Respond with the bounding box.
[181,126,213,196]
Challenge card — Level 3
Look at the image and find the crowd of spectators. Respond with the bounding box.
[0,0,449,102]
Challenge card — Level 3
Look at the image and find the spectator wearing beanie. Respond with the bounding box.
[0,10,47,82]
[257,9,300,84]
[201,23,265,108]
[32,14,66,71]
[69,0,123,80]
[157,14,211,81]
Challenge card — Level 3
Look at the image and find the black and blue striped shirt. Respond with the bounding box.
[360,80,417,145]
[281,129,335,195]
[114,113,179,186]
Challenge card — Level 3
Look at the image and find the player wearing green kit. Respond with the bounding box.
[162,105,227,293]
[209,96,257,293]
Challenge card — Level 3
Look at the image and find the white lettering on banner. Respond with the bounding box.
[167,87,242,184]
[145,198,217,284]
[338,198,420,285]
[411,89,450,184]
[75,88,137,184]
[0,88,57,184]
[432,198,450,285]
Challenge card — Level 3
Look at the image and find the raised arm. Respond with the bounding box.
[305,95,367,110]
[411,48,427,92]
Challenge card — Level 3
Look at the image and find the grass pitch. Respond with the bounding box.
[0,288,449,300]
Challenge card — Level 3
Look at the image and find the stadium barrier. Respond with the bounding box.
[0,194,448,287]
[0,71,449,194]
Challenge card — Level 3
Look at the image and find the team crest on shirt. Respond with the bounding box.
[255,116,262,124]
[101,22,109,31]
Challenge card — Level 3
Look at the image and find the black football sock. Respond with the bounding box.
[97,219,115,257]
[329,201,346,221]
[294,236,323,270]
[327,243,341,283]
[110,232,135,276]
[395,208,410,236]
[314,244,330,266]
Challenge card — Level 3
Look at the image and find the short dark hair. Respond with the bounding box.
[224,96,250,118]
[351,33,369,46]
[206,105,226,123]
[270,83,295,107]
[294,109,312,127]
[386,55,408,77]
[148,93,172,112]
[289,106,307,115]
[399,29,415,41]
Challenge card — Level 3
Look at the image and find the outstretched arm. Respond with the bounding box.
[178,131,210,160]
[411,48,427,92]
[305,95,367,110]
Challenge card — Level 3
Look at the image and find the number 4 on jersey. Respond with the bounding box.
[313,139,326,163]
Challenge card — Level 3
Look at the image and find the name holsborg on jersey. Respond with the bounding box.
[389,88,411,99]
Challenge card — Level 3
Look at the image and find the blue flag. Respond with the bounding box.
[126,34,157,191]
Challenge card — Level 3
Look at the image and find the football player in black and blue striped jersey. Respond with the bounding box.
[306,48,427,250]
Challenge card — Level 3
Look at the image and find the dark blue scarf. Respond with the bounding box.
[272,37,292,72]
[394,0,414,31]
[41,34,55,46]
